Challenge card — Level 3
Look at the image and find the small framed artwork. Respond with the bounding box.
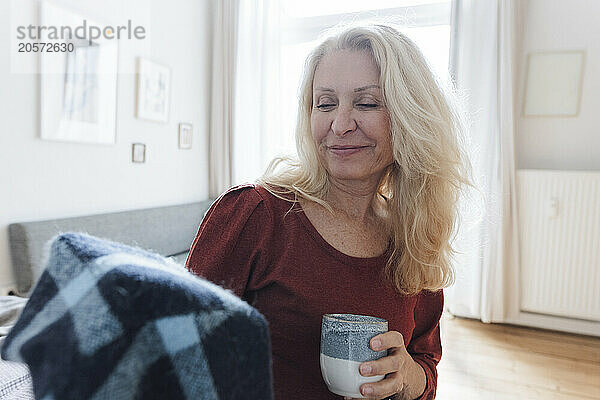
[132,143,146,163]
[522,50,585,117]
[136,57,171,123]
[178,123,193,149]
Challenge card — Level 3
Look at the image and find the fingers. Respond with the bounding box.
[347,331,407,399]
[360,371,404,399]
[360,353,405,377]
[369,331,404,352]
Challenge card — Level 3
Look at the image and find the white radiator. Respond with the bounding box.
[517,169,600,322]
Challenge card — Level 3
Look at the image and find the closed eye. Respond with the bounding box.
[315,103,379,110]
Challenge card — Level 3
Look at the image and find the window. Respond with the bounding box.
[280,0,452,157]
[233,1,452,184]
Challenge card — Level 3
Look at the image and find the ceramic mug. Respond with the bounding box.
[320,313,389,398]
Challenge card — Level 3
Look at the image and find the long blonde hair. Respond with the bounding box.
[257,23,472,296]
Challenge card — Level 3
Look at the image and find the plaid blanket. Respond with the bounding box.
[1,232,274,400]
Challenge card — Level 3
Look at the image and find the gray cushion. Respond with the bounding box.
[8,200,214,295]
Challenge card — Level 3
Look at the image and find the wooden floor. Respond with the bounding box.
[436,312,600,399]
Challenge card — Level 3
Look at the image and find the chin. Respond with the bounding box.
[327,165,373,182]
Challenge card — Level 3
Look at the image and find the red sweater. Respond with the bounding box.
[186,184,443,399]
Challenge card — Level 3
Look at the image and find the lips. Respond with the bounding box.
[329,145,368,149]
[327,145,371,156]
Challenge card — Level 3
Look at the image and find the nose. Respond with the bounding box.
[331,108,357,136]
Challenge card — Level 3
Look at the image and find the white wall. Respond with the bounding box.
[516,0,600,170]
[0,0,213,292]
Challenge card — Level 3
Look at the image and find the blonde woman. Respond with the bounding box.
[187,23,470,400]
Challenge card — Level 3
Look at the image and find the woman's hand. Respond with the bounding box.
[343,331,420,400]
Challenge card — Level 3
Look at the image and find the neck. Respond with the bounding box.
[325,177,380,224]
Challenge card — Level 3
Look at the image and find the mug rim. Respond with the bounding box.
[323,313,388,325]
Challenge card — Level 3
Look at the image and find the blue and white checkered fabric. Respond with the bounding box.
[1,232,273,400]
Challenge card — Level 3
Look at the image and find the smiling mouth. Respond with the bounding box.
[328,145,371,150]
[327,145,371,156]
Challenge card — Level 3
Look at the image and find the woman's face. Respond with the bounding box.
[310,49,394,186]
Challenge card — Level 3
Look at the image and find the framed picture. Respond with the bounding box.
[132,143,146,163]
[178,123,193,149]
[40,2,118,145]
[136,58,171,123]
[522,51,585,117]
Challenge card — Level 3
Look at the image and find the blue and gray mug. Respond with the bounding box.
[320,314,389,398]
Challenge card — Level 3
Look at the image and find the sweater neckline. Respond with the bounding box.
[292,201,392,267]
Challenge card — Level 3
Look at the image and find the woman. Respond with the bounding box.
[186,23,470,399]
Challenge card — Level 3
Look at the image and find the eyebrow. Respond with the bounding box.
[354,85,381,92]
[314,85,381,93]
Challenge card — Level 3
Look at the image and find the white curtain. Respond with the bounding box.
[209,0,239,198]
[446,0,524,323]
[232,0,282,186]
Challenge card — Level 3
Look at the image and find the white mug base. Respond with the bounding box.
[320,353,385,398]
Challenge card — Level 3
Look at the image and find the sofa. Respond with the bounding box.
[8,200,214,296]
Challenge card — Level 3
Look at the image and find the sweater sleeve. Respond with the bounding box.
[185,184,273,300]
[406,289,444,400]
